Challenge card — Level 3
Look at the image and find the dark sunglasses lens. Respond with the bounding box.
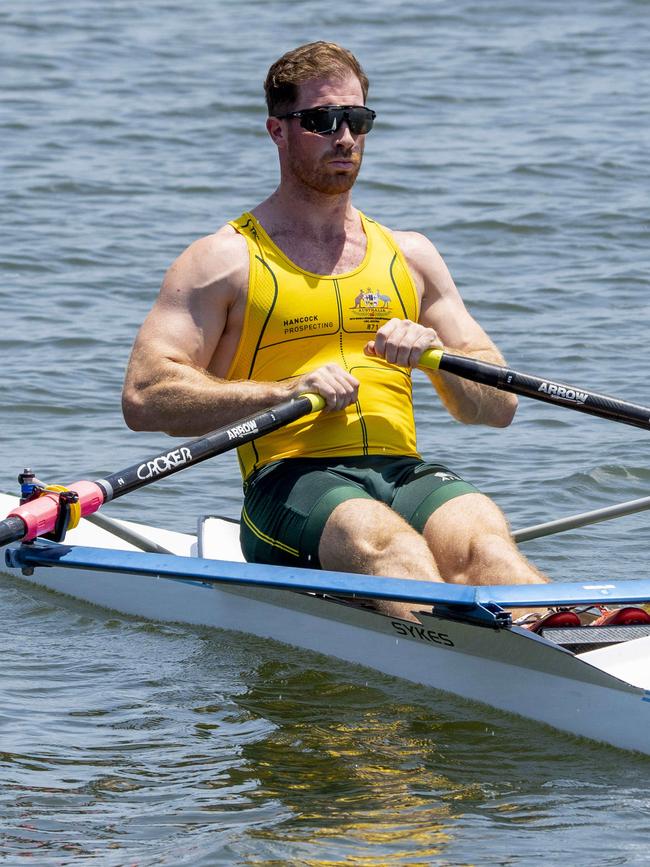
[300,107,374,134]
[347,108,375,134]
[300,108,339,133]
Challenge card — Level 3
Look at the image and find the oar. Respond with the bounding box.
[513,495,650,543]
[419,349,650,431]
[83,512,174,554]
[0,394,325,548]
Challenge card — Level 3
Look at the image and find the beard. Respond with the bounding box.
[285,141,364,195]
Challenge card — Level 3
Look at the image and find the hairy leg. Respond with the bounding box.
[318,498,442,620]
[422,492,548,586]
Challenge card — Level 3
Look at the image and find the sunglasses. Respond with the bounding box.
[275,104,376,135]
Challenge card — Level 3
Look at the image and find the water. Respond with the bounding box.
[2,0,650,862]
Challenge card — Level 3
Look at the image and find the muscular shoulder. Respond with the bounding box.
[162,224,249,302]
[384,228,452,299]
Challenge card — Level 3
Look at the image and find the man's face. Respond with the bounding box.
[278,73,368,195]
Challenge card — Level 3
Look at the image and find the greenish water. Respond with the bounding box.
[2,1,650,863]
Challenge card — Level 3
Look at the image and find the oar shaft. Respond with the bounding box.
[513,495,650,543]
[0,516,27,547]
[1,393,324,546]
[97,394,324,501]
[420,349,650,431]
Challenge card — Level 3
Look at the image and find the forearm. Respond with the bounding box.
[426,346,518,427]
[122,361,293,437]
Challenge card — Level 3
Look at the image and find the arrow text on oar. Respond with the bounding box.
[419,349,650,431]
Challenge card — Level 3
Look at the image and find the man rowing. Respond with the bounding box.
[122,41,549,620]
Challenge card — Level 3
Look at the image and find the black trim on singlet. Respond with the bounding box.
[246,255,279,379]
[333,279,345,348]
[243,255,280,473]
[362,215,416,321]
[389,253,410,318]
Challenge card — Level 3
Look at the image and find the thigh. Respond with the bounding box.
[240,460,373,567]
[391,461,479,533]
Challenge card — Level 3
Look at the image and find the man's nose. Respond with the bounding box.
[332,121,356,145]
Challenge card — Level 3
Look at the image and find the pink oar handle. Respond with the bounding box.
[7,480,105,542]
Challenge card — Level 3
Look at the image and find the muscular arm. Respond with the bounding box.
[123,227,291,436]
[123,227,358,437]
[368,232,517,427]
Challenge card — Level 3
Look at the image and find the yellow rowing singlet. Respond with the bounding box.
[227,211,421,479]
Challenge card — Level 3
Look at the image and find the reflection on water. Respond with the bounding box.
[1,584,649,865]
[235,665,455,863]
[205,653,647,866]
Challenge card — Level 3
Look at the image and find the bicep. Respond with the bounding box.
[126,229,246,379]
[132,282,229,372]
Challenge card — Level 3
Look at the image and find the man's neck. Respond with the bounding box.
[251,184,366,275]
[254,183,356,238]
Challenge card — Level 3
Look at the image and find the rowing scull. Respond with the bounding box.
[2,492,650,756]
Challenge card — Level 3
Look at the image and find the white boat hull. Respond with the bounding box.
[2,494,650,755]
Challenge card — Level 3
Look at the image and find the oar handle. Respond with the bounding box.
[419,349,650,431]
[300,393,327,412]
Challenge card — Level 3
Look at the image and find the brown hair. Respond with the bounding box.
[264,42,369,116]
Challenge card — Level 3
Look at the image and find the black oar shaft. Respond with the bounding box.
[97,394,323,501]
[0,516,28,547]
[421,350,650,432]
[0,394,324,547]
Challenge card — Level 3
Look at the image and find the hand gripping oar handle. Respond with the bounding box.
[0,393,325,547]
[419,349,650,431]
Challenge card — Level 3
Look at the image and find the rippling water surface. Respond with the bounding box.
[2,0,650,863]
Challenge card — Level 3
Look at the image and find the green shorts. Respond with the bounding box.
[240,455,478,567]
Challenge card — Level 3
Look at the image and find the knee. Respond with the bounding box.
[467,531,515,566]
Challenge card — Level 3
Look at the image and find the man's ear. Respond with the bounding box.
[266,116,286,147]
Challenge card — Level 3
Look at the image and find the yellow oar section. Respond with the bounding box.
[418,348,444,370]
[303,393,327,412]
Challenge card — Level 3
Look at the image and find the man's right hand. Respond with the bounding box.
[290,364,360,412]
